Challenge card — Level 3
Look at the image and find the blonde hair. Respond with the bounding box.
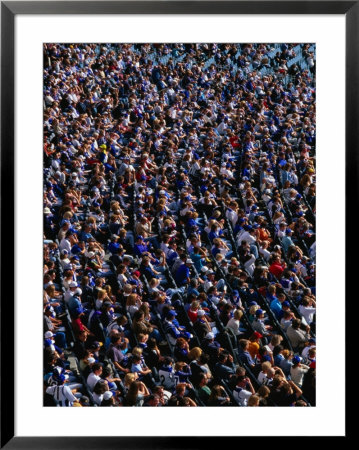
[233,309,243,320]
[126,293,138,306]
[188,347,202,361]
[124,373,137,386]
[248,395,260,406]
[132,347,143,357]
[97,289,107,299]
[249,304,260,315]
[270,334,283,347]
[261,361,272,372]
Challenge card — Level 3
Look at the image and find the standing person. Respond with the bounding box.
[232,375,255,406]
[290,356,310,388]
[45,374,80,407]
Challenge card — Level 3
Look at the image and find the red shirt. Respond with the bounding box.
[72,317,85,335]
[269,262,285,279]
[188,309,198,323]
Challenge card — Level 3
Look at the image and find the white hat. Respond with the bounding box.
[44,331,54,339]
[87,357,96,364]
[186,258,193,264]
[205,332,215,340]
[69,281,77,288]
[197,310,206,316]
[88,251,95,258]
[201,266,209,273]
[103,391,113,401]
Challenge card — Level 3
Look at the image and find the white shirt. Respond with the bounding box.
[232,386,252,406]
[290,364,309,387]
[226,318,241,336]
[87,372,101,392]
[46,384,77,407]
[298,305,316,325]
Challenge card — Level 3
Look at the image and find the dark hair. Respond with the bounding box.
[93,380,108,395]
[92,363,103,372]
[273,345,284,357]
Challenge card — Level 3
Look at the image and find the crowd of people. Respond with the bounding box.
[43,43,316,407]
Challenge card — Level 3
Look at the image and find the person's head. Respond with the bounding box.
[255,309,265,320]
[175,383,187,397]
[230,308,241,321]
[273,344,284,357]
[261,361,272,374]
[257,385,270,399]
[270,334,283,347]
[93,380,108,396]
[146,394,160,407]
[176,337,187,349]
[248,395,260,407]
[291,318,301,330]
[238,339,249,351]
[101,390,115,406]
[188,347,202,361]
[78,330,88,342]
[111,334,125,348]
[92,363,103,376]
[124,372,138,387]
[218,352,229,364]
[132,310,145,323]
[132,346,143,358]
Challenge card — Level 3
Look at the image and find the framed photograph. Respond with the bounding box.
[1,1,352,447]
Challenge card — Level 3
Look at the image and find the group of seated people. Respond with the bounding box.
[43,42,316,407]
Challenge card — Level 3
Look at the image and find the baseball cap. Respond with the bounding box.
[137,235,144,241]
[186,258,193,264]
[292,355,301,364]
[167,310,177,318]
[282,301,290,308]
[103,391,114,401]
[197,310,206,317]
[255,309,265,317]
[249,301,257,306]
[69,281,78,288]
[89,341,102,350]
[58,373,69,384]
[201,266,209,273]
[253,331,263,339]
[205,332,215,340]
[87,357,96,364]
[44,331,54,339]
[183,332,193,339]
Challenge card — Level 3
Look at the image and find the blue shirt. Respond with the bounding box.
[175,264,190,286]
[238,348,255,366]
[134,243,149,257]
[270,298,283,320]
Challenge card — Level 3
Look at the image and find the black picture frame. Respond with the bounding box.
[0,1,352,447]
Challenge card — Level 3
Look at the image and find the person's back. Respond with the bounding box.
[287,320,309,350]
[290,361,309,387]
